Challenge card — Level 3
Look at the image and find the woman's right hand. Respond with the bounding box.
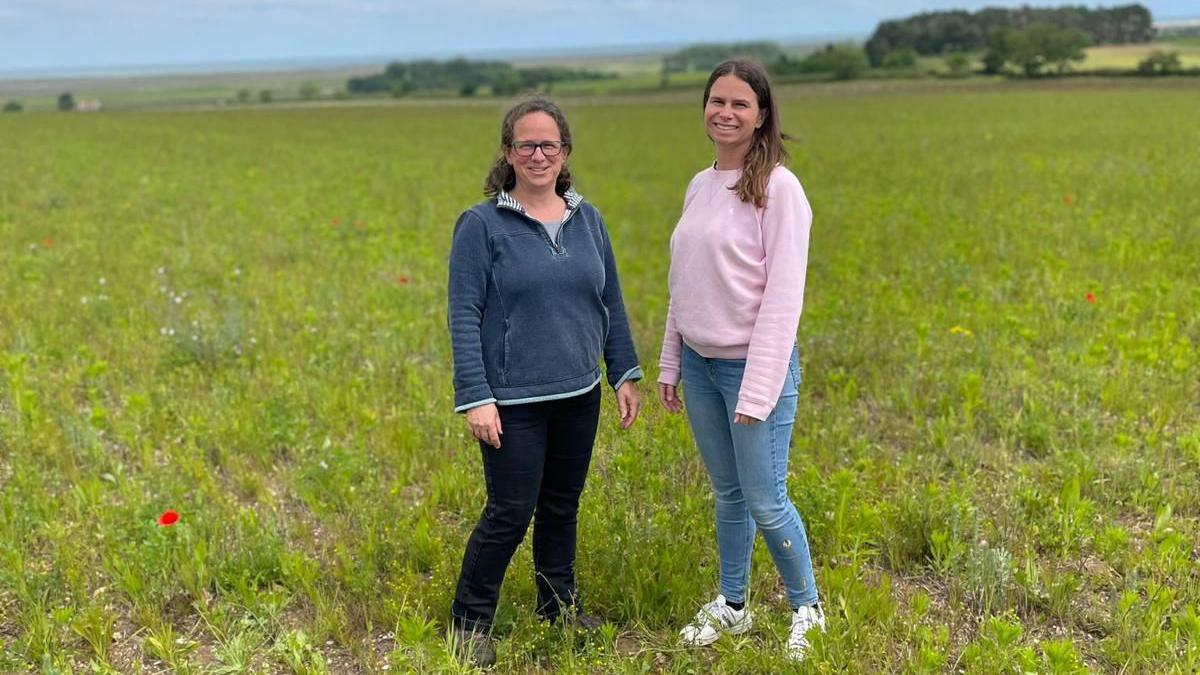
[657,383,683,414]
[466,403,503,449]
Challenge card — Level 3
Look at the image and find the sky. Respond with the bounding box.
[0,0,1196,74]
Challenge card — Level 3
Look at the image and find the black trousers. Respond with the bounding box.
[450,384,602,631]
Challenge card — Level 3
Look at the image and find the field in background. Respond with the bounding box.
[898,40,1200,75]
[0,66,375,112]
[2,36,1197,111]
[1,81,1199,672]
[1080,42,1200,69]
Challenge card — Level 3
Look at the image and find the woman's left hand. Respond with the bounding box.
[616,381,640,429]
[734,413,761,426]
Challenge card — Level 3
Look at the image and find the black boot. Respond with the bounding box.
[450,626,496,667]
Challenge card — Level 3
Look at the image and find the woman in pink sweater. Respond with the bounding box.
[657,59,824,663]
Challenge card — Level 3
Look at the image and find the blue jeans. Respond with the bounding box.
[681,344,819,609]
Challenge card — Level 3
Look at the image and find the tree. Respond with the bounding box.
[57,92,75,111]
[663,41,785,72]
[489,69,523,96]
[1138,50,1182,75]
[347,73,392,94]
[772,45,868,79]
[298,81,320,100]
[1006,27,1049,76]
[882,48,919,69]
[236,88,252,103]
[390,80,414,98]
[771,44,869,80]
[2,100,21,113]
[258,89,273,103]
[981,30,1010,75]
[817,45,869,80]
[866,19,921,66]
[1043,27,1090,74]
[348,58,611,97]
[944,52,972,77]
[1004,23,1089,76]
[865,4,1152,66]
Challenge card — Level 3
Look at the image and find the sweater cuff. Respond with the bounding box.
[657,367,681,387]
[612,366,643,392]
[454,382,496,413]
[455,397,497,414]
[734,398,771,422]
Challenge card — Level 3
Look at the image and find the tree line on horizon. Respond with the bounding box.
[662,2,1187,81]
[864,4,1155,66]
[346,59,614,97]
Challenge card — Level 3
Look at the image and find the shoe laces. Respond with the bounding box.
[694,597,737,628]
[789,604,824,646]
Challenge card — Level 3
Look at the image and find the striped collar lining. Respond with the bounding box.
[497,189,583,216]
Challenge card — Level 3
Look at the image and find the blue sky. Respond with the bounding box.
[0,0,1195,73]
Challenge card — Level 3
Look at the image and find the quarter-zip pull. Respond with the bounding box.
[496,189,583,255]
[531,209,574,255]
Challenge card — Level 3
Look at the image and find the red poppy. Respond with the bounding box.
[397,275,410,285]
[157,509,180,526]
[1085,292,1096,304]
[1063,195,1073,205]
[42,236,55,248]
[331,218,340,227]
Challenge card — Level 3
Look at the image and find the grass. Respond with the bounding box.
[0,81,1198,672]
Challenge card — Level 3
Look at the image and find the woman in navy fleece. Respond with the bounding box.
[446,96,642,667]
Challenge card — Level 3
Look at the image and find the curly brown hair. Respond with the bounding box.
[483,96,573,198]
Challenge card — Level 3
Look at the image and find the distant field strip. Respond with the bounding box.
[1082,42,1200,68]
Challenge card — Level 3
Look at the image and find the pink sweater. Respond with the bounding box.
[658,165,812,421]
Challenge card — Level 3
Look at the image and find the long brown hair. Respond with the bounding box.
[703,59,789,208]
[483,96,573,198]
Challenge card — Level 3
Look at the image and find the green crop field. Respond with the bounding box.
[1081,43,1200,69]
[1,81,1198,673]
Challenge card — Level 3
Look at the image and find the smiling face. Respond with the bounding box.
[504,111,567,195]
[704,74,764,153]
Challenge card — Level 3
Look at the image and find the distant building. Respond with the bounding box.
[75,99,103,112]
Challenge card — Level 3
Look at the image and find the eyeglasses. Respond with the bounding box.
[510,141,568,157]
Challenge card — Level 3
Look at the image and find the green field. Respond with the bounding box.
[0,67,374,112]
[886,40,1200,75]
[1080,42,1200,69]
[1,81,1199,672]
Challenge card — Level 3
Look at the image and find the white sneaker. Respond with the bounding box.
[680,595,753,647]
[787,604,826,661]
